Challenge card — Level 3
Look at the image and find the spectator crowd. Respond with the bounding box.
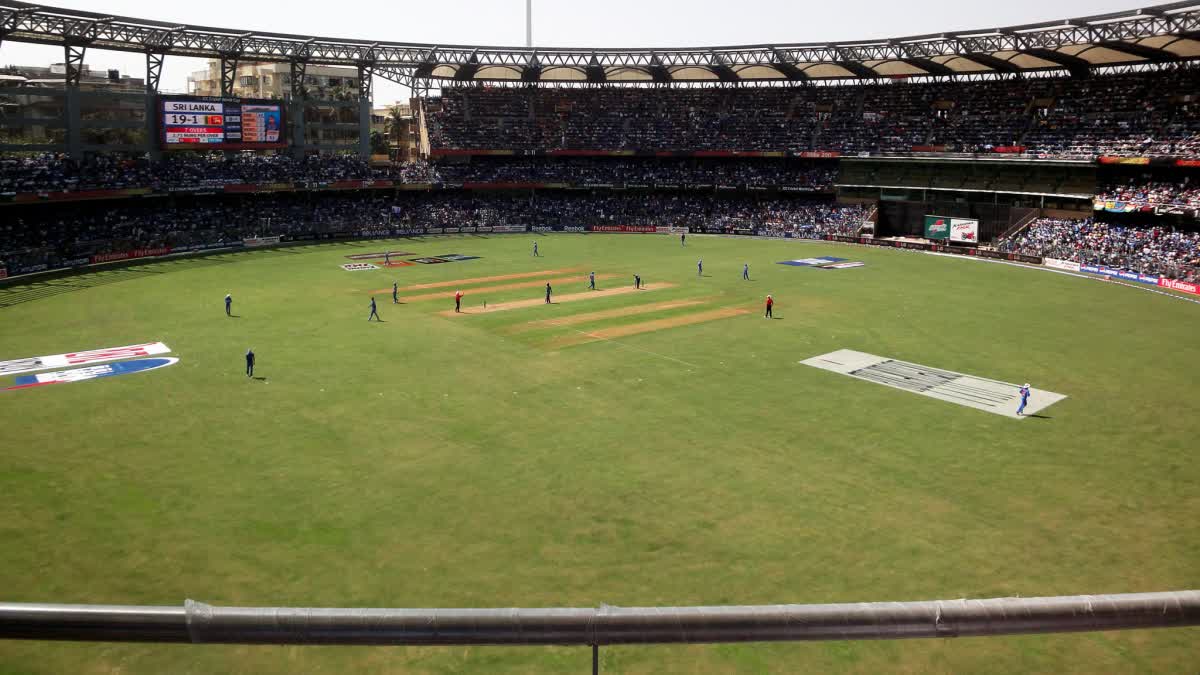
[0,153,839,194]
[0,192,863,275]
[1095,177,1200,209]
[997,217,1200,281]
[435,158,835,188]
[0,154,442,194]
[428,69,1200,158]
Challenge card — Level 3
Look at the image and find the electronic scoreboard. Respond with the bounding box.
[159,96,286,150]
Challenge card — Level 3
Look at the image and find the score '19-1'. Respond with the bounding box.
[165,113,224,126]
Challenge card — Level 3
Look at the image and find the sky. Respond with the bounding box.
[0,0,1149,104]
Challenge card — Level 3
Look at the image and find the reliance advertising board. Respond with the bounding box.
[1080,265,1161,285]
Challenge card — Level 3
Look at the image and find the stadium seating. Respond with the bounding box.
[997,218,1200,281]
[0,192,864,275]
[0,154,835,194]
[428,70,1200,157]
[1096,179,1200,209]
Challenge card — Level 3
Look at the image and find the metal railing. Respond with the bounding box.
[2,592,1197,645]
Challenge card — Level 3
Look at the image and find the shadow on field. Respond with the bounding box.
[1027,414,1053,420]
[0,267,162,308]
[0,243,330,308]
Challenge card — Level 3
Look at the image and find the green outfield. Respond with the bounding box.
[0,233,1197,674]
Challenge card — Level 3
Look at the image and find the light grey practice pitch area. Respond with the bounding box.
[801,349,1067,419]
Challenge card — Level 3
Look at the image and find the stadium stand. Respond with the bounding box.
[0,192,865,275]
[1096,178,1200,209]
[427,70,1200,157]
[0,154,440,193]
[0,154,835,193]
[997,218,1200,281]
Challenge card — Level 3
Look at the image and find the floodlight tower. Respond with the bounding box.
[526,0,533,47]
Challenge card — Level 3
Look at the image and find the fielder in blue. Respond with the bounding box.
[368,297,381,321]
[532,241,539,257]
[392,281,398,304]
[743,263,750,280]
[1017,383,1031,416]
[225,293,232,316]
[697,259,703,276]
[589,271,596,290]
[245,348,255,378]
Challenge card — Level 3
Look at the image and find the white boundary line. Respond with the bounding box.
[705,233,1200,308]
[920,250,1200,307]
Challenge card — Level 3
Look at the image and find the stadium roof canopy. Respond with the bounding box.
[1,1,1200,85]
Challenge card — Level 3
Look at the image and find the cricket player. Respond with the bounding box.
[697,259,703,276]
[589,271,596,290]
[385,251,391,265]
[765,294,774,318]
[545,282,553,304]
[743,263,750,281]
[392,281,399,304]
[225,293,232,316]
[634,274,642,289]
[681,232,686,247]
[454,289,464,313]
[368,296,381,321]
[245,348,255,377]
[1017,383,1031,416]
[532,241,539,257]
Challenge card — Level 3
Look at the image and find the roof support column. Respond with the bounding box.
[145,51,164,93]
[64,43,85,159]
[358,64,374,159]
[290,60,308,158]
[220,55,238,97]
[146,51,165,160]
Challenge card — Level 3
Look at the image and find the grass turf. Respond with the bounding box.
[0,233,1197,674]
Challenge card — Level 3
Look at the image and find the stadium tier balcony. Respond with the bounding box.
[428,69,1200,158]
[0,192,863,275]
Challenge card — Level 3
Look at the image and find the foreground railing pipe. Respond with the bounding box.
[0,592,1197,646]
